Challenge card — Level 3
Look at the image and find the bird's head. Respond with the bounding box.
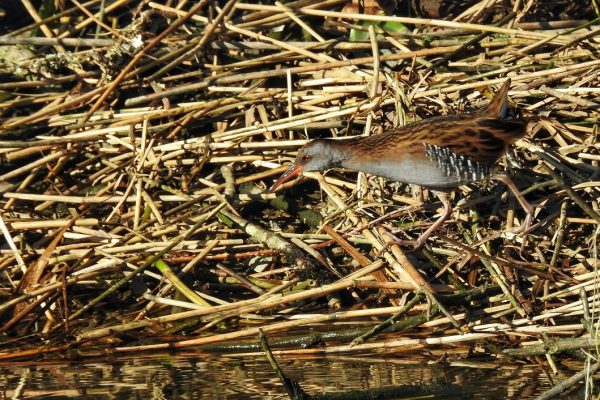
[269,139,341,191]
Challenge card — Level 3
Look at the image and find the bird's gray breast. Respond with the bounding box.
[340,143,491,188]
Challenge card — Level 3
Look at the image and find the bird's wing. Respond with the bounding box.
[364,115,526,167]
[479,78,511,118]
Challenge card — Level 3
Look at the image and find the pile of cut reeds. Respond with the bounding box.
[0,0,599,387]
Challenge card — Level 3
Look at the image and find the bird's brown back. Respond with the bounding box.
[340,113,526,167]
[335,78,525,168]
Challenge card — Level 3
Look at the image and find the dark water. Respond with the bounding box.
[0,352,587,399]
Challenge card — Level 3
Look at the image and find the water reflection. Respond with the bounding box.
[0,353,584,399]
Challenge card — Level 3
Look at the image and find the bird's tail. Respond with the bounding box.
[482,78,512,119]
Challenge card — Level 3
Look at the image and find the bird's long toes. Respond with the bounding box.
[376,232,422,256]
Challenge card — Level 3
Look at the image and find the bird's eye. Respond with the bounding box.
[302,154,313,162]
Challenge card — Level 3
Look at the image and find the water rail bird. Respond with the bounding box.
[270,79,534,249]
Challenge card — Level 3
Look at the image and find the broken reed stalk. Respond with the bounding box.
[0,4,599,396]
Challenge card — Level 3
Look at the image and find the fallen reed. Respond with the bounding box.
[0,1,599,396]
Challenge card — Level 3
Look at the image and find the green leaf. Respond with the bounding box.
[382,20,408,33]
[217,212,234,227]
[349,28,370,42]
[299,209,321,228]
[349,19,408,42]
[154,259,210,307]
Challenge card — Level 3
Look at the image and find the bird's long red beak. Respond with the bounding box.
[269,164,303,191]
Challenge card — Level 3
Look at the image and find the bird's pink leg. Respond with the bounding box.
[377,190,452,254]
[492,173,534,251]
